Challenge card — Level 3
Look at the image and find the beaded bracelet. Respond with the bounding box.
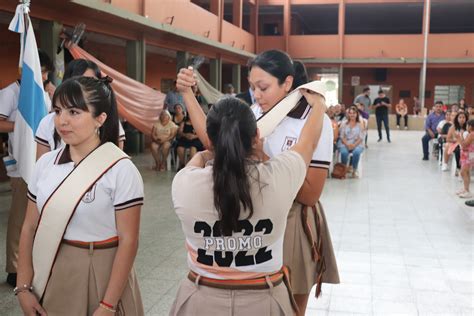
[13,284,33,296]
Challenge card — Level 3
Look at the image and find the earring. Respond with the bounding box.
[96,126,101,136]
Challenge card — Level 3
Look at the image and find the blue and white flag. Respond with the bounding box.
[9,2,48,184]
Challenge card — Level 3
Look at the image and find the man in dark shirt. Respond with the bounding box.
[373,90,392,143]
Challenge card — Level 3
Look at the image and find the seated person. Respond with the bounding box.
[356,102,369,147]
[395,98,409,130]
[172,103,186,126]
[338,106,365,178]
[176,115,204,170]
[333,103,345,123]
[151,110,177,171]
[327,106,339,151]
[440,110,455,171]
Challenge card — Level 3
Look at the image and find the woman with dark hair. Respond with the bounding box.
[247,50,339,314]
[35,59,125,159]
[63,59,102,79]
[176,114,204,170]
[16,77,144,315]
[447,111,467,177]
[176,50,339,315]
[338,106,366,178]
[171,69,327,315]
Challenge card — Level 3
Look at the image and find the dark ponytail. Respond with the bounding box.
[207,98,257,236]
[292,60,308,90]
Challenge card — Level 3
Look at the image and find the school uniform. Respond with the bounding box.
[253,101,340,295]
[0,81,28,275]
[170,150,307,315]
[35,112,126,150]
[27,146,144,315]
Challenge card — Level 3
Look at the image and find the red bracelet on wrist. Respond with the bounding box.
[100,300,115,309]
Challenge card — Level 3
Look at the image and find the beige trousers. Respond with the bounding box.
[5,177,28,273]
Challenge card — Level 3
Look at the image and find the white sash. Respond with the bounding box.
[31,142,128,299]
[257,81,327,138]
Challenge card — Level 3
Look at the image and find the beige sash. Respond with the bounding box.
[257,81,327,138]
[32,142,128,299]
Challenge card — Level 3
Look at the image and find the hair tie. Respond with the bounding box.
[100,75,113,86]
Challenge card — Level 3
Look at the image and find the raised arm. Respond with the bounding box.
[176,68,211,149]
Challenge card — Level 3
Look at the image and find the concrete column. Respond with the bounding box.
[210,58,222,91]
[283,0,290,51]
[420,0,431,111]
[211,0,223,42]
[338,0,345,60]
[176,51,189,74]
[254,2,259,52]
[39,20,63,85]
[233,0,243,28]
[125,39,146,153]
[338,65,344,102]
[232,64,241,93]
[126,39,146,83]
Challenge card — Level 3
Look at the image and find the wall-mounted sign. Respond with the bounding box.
[351,76,360,86]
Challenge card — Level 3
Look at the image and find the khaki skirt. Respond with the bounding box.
[283,201,340,295]
[169,278,293,316]
[42,243,144,316]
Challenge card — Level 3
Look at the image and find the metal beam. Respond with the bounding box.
[298,58,474,64]
[70,0,255,59]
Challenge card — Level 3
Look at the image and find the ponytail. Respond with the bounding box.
[207,98,257,236]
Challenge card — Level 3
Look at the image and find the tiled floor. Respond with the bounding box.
[0,130,472,315]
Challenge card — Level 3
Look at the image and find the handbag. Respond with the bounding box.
[331,163,347,179]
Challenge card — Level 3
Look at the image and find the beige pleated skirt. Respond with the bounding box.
[169,278,293,316]
[41,243,144,316]
[283,201,340,295]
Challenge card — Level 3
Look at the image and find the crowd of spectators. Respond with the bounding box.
[423,99,474,199]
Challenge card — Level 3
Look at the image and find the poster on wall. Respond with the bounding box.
[351,76,360,86]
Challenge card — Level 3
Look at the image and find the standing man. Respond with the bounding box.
[0,49,53,287]
[354,87,371,147]
[354,87,371,113]
[164,80,184,114]
[373,89,392,143]
[422,101,446,161]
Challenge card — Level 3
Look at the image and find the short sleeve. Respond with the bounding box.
[268,150,306,199]
[112,159,144,211]
[0,84,17,119]
[310,114,334,169]
[27,154,48,203]
[35,113,54,147]
[118,121,126,141]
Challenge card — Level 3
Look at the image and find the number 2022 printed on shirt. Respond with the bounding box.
[194,219,274,267]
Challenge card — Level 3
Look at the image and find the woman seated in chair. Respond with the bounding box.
[172,103,186,126]
[176,115,204,170]
[151,110,177,171]
[338,106,365,178]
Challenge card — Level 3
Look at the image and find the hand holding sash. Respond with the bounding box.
[177,67,197,95]
[257,81,327,138]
